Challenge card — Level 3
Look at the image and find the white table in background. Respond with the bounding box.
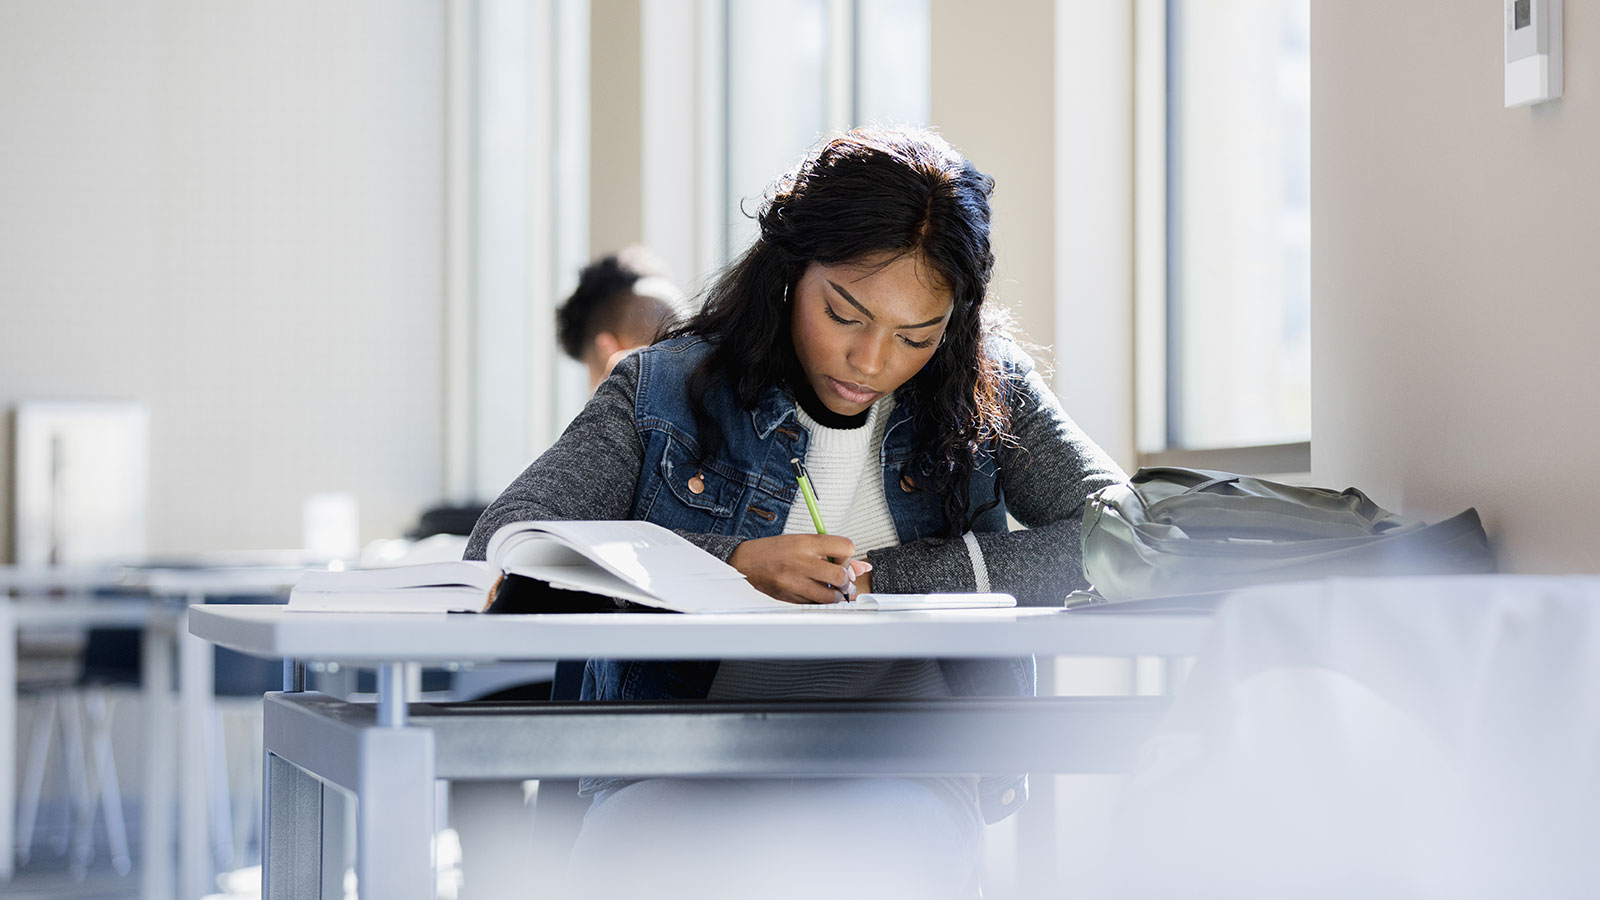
[0,588,163,890]
[190,603,1216,900]
[141,568,304,900]
[1,565,305,900]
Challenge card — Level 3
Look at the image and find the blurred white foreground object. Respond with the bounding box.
[1096,575,1600,900]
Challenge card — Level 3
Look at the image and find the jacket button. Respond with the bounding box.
[899,474,915,492]
[1000,788,1016,806]
[687,474,705,495]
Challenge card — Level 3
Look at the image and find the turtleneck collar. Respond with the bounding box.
[789,377,872,430]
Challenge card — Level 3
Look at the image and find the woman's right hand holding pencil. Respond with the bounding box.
[728,534,872,605]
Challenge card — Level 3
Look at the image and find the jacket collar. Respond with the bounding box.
[749,381,799,439]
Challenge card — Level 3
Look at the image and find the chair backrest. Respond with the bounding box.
[17,629,87,688]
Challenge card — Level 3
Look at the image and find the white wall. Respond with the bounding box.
[0,0,448,555]
[589,0,643,257]
[1313,1,1600,572]
[931,0,1136,470]
[1053,0,1135,469]
[932,0,1059,373]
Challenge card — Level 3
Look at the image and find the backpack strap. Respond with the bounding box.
[1186,474,1242,494]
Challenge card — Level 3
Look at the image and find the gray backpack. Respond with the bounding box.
[1079,467,1495,603]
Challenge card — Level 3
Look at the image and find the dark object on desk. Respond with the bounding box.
[407,502,489,539]
[1082,467,1496,603]
[483,573,672,615]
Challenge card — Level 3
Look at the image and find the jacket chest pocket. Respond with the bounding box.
[640,436,746,534]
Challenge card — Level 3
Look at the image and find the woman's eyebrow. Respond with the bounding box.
[827,280,945,329]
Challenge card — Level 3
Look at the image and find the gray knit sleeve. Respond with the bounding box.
[464,355,750,565]
[865,343,1127,606]
[464,356,646,561]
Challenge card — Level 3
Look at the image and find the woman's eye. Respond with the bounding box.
[823,303,856,325]
[899,335,936,349]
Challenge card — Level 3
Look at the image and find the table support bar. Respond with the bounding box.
[266,691,1172,782]
[376,663,407,728]
[283,659,306,693]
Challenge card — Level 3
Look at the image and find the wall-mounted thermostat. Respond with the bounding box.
[1505,0,1562,107]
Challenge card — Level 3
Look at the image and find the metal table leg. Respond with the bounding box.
[141,612,176,900]
[264,750,325,899]
[178,597,215,899]
[261,663,435,900]
[263,659,322,900]
[357,663,434,900]
[0,604,16,884]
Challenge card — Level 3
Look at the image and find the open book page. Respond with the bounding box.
[490,520,742,579]
[489,520,789,613]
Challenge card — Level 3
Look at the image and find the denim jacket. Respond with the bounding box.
[468,334,1127,824]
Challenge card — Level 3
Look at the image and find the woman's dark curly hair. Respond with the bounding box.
[664,127,1015,537]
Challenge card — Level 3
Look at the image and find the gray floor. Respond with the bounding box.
[1,864,140,900]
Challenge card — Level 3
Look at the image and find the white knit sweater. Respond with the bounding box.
[708,395,950,702]
[779,398,899,555]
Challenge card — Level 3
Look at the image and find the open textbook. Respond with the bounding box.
[289,520,1016,614]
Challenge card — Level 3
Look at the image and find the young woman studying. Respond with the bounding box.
[466,127,1124,898]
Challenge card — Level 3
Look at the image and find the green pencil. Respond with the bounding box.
[790,457,827,535]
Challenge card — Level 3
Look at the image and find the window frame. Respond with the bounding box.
[704,0,931,271]
[445,0,591,503]
[1132,0,1310,477]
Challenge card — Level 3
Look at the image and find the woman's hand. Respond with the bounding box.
[728,535,873,605]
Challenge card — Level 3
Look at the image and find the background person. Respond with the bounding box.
[555,245,685,391]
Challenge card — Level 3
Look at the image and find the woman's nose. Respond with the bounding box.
[849,334,887,376]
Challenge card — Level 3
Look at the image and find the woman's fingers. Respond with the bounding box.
[800,557,851,591]
[774,536,856,604]
[812,535,857,561]
[727,533,864,604]
[806,536,858,600]
[786,580,846,605]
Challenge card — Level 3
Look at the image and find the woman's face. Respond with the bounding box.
[790,253,954,416]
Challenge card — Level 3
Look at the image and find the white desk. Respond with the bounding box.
[191,604,1213,662]
[190,604,1215,900]
[2,566,304,900]
[141,568,304,900]
[0,593,166,890]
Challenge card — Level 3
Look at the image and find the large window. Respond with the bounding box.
[449,0,590,501]
[1139,0,1311,466]
[720,0,930,262]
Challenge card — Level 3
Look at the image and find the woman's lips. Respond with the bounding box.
[827,376,880,404]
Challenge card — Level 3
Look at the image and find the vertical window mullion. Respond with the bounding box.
[1163,0,1183,450]
[826,0,855,132]
[1133,0,1171,458]
[1152,0,1311,456]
